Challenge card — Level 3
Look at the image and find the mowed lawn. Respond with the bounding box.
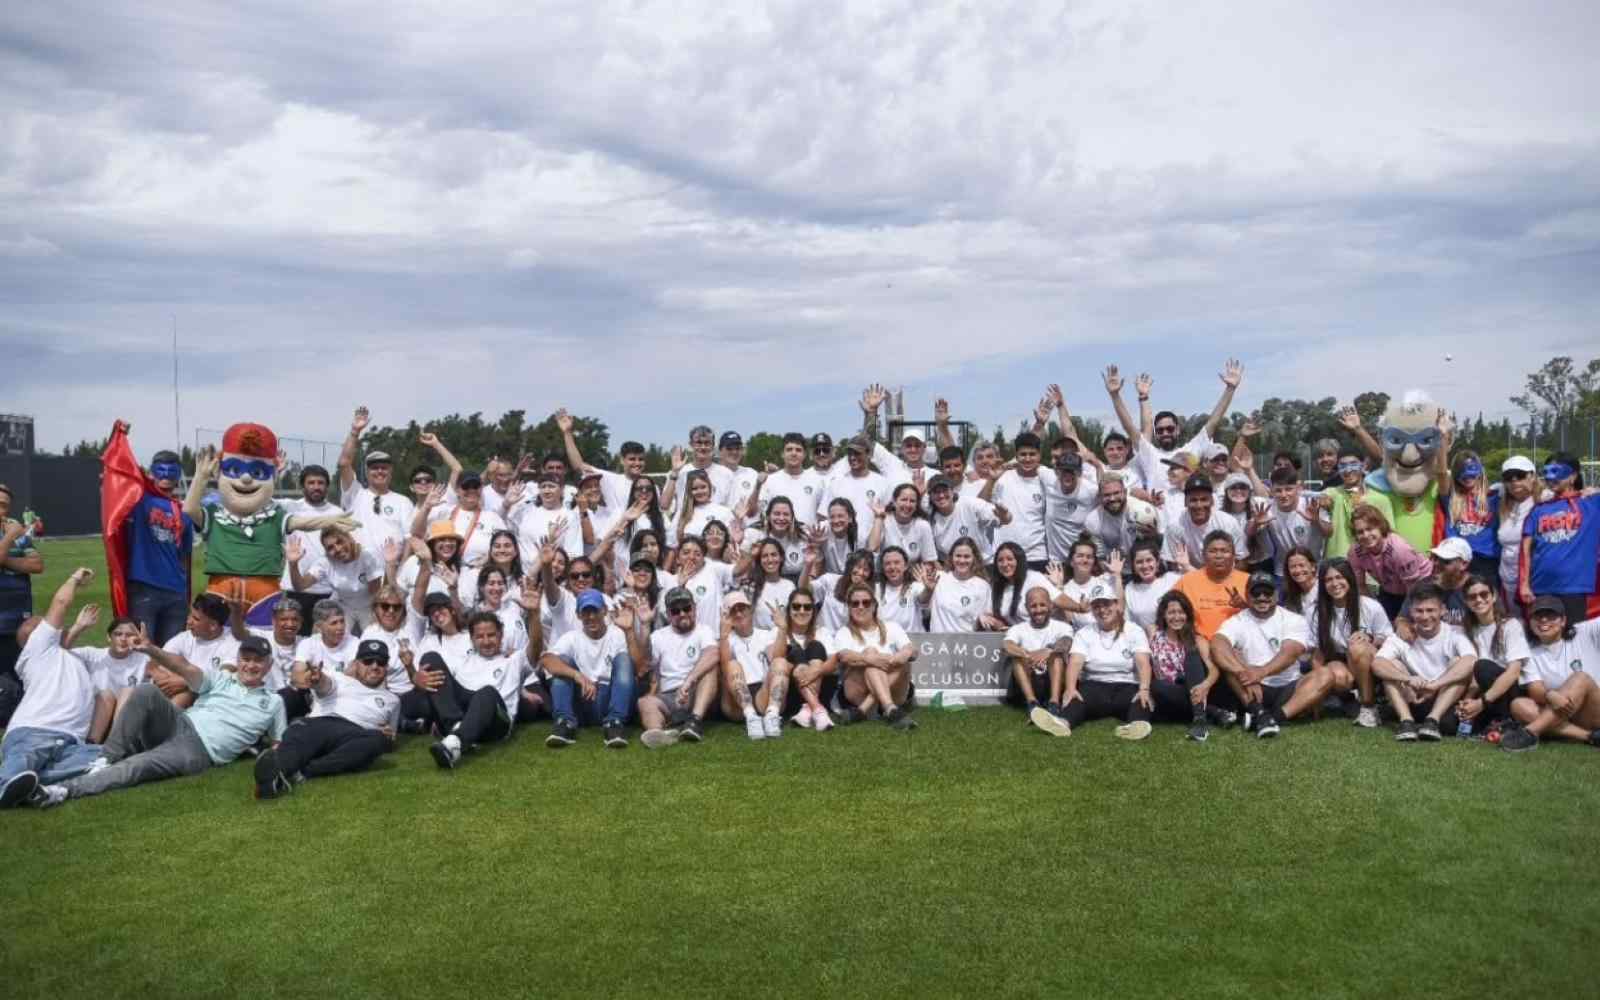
[3,537,1597,999]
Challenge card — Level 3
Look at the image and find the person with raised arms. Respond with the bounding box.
[1102,360,1243,492]
[555,407,647,515]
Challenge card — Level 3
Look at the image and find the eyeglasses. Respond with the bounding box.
[790,603,815,611]
[569,570,594,580]
[848,599,875,609]
[1464,591,1494,602]
[376,602,404,611]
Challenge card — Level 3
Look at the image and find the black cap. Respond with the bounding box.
[928,475,955,493]
[1182,473,1214,495]
[1246,572,1278,596]
[664,586,695,610]
[457,472,482,489]
[422,592,454,613]
[1054,452,1083,473]
[719,431,743,449]
[356,639,390,664]
[237,635,271,658]
[1529,595,1567,617]
[810,432,833,449]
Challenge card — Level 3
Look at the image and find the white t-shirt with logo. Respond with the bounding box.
[342,485,416,553]
[1005,618,1075,673]
[758,469,826,529]
[748,578,797,631]
[681,502,737,540]
[1303,597,1393,656]
[931,496,1001,562]
[360,617,426,693]
[672,463,736,511]
[831,621,913,657]
[1123,573,1182,631]
[75,646,150,691]
[680,562,737,633]
[1465,619,1532,669]
[876,581,927,633]
[515,504,585,563]
[1069,623,1149,686]
[1043,474,1099,562]
[163,630,242,673]
[992,470,1047,561]
[1163,509,1249,566]
[10,622,97,739]
[1263,498,1329,574]
[928,573,990,632]
[453,648,532,718]
[991,571,1061,626]
[243,627,304,691]
[882,517,936,565]
[549,626,628,685]
[279,497,339,592]
[300,633,362,676]
[726,627,778,686]
[416,629,472,671]
[310,671,401,731]
[1376,626,1476,683]
[1521,619,1600,689]
[1217,608,1313,688]
[650,623,716,694]
[823,472,891,527]
[300,547,385,628]
[1059,574,1115,631]
[1136,433,1212,494]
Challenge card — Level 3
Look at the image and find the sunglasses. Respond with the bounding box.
[790,603,815,611]
[1464,590,1494,602]
[412,477,434,487]
[848,599,875,609]
[1502,471,1529,482]
[569,570,594,580]
[668,604,695,615]
[376,602,405,611]
[372,496,383,515]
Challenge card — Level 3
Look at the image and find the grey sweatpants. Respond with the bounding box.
[62,684,212,799]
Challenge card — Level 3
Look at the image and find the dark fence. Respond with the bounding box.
[0,455,102,536]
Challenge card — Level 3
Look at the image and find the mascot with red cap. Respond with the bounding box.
[183,422,357,618]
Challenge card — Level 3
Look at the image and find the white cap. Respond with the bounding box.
[1429,537,1472,563]
[1501,455,1535,475]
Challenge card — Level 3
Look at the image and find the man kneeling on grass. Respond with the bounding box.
[1210,572,1327,739]
[253,639,399,799]
[1002,586,1073,737]
[1370,582,1474,742]
[30,628,286,808]
[541,589,636,749]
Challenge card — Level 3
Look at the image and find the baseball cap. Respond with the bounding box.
[1529,595,1567,617]
[927,475,955,493]
[1182,473,1214,495]
[364,450,392,466]
[237,635,271,658]
[1501,455,1535,475]
[1221,473,1252,493]
[1087,582,1116,604]
[845,434,871,454]
[810,432,833,450]
[457,471,483,489]
[663,586,695,610]
[719,431,743,450]
[1203,443,1230,462]
[1163,452,1200,473]
[422,592,454,613]
[1054,452,1083,473]
[1429,537,1472,563]
[1246,572,1278,596]
[575,589,608,613]
[356,639,390,664]
[722,591,752,612]
[901,431,925,444]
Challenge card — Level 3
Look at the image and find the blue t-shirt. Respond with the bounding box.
[125,494,194,593]
[1447,492,1500,561]
[1522,493,1600,596]
[0,530,35,633]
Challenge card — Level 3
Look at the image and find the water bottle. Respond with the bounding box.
[1458,717,1474,739]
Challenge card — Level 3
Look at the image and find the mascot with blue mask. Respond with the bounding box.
[1364,391,1454,553]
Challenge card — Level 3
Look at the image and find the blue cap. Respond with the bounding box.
[575,589,607,613]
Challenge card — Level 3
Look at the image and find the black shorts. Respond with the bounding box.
[1005,670,1051,707]
[1259,679,1300,711]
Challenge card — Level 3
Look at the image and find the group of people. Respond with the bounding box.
[2,364,1597,811]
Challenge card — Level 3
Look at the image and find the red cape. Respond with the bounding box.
[101,422,186,616]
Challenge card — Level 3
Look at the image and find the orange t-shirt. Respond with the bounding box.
[1174,569,1250,640]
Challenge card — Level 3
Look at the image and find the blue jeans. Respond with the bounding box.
[549,653,635,728]
[128,581,191,647]
[0,727,106,786]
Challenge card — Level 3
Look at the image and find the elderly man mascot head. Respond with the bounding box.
[1365,390,1453,553]
[187,422,357,625]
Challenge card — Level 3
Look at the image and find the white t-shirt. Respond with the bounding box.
[300,547,385,628]
[1124,573,1181,631]
[810,575,855,633]
[931,496,1000,562]
[1005,618,1075,673]
[1263,498,1329,574]
[758,469,826,529]
[549,626,628,685]
[10,622,97,739]
[882,517,937,565]
[1217,608,1313,688]
[1083,506,1150,563]
[1163,509,1249,566]
[876,581,926,633]
[243,627,305,691]
[823,472,892,528]
[1465,619,1532,669]
[992,470,1048,561]
[748,578,797,631]
[726,627,778,686]
[279,498,340,591]
[310,671,401,731]
[360,618,426,693]
[416,629,472,671]
[831,620,913,657]
[301,633,362,676]
[680,502,737,540]
[722,465,761,522]
[1304,597,1393,656]
[515,504,585,563]
[650,623,716,693]
[453,648,532,718]
[395,556,450,603]
[1059,573,1115,631]
[163,630,242,673]
[1521,619,1600,689]
[672,463,736,510]
[991,571,1060,626]
[1496,497,1535,595]
[427,505,508,568]
[76,646,150,691]
[1043,474,1099,562]
[1376,626,1476,683]
[1136,432,1212,494]
[342,484,416,553]
[1069,623,1149,686]
[679,562,737,633]
[928,573,990,632]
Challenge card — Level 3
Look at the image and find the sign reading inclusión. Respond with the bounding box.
[909,633,1009,705]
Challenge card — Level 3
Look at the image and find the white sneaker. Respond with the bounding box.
[1028,705,1072,737]
[812,708,834,732]
[33,784,68,809]
[640,728,680,749]
[791,704,813,728]
[1353,705,1380,728]
[744,714,766,741]
[763,711,783,738]
[1115,720,1153,741]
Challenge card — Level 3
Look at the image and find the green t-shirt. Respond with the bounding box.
[201,503,290,578]
[1324,488,1395,560]
[1380,482,1440,555]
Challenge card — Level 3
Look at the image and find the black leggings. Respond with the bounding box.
[275,716,387,779]
[1471,658,1523,724]
[1149,650,1208,722]
[1062,680,1152,727]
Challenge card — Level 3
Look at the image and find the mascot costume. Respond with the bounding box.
[183,422,356,625]
[1364,391,1451,553]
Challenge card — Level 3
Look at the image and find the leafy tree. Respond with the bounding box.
[1511,356,1600,424]
[355,410,611,482]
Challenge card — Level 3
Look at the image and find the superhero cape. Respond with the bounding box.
[100,422,189,616]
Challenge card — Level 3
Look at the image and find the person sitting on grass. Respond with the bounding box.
[156,593,239,710]
[718,591,790,741]
[1305,559,1393,730]
[1146,590,1228,742]
[540,589,637,750]
[425,602,538,769]
[1369,582,1475,742]
[1497,596,1600,753]
[771,588,837,731]
[33,628,287,809]
[0,569,108,809]
[1454,576,1532,735]
[1002,586,1074,737]
[1210,572,1326,739]
[636,587,720,748]
[230,596,305,711]
[1061,580,1154,740]
[252,639,399,799]
[833,583,920,732]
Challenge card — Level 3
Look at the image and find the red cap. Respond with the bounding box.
[221,422,278,459]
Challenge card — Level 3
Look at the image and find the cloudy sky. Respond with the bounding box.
[4,1,1597,460]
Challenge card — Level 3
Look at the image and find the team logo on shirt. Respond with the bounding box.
[1573,660,1584,673]
[383,505,395,516]
[803,486,814,495]
[958,527,969,536]
[1032,493,1041,503]
[960,596,971,606]
[695,585,706,596]
[866,490,877,500]
[786,551,800,564]
[493,666,504,680]
[1294,525,1306,538]
[1268,638,1281,650]
[1122,648,1133,659]
[1062,501,1077,513]
[686,644,699,660]
[909,542,919,553]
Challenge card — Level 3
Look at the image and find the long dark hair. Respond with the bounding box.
[889,483,924,522]
[485,528,524,582]
[629,529,663,566]
[1462,574,1512,662]
[1315,559,1362,660]
[628,476,667,548]
[829,498,860,552]
[786,587,819,644]
[835,550,876,604]
[1154,590,1198,651]
[628,557,661,612]
[990,541,1030,621]
[1129,538,1164,584]
[701,519,730,562]
[763,496,800,542]
[749,539,787,611]
[1281,546,1319,615]
[475,565,510,606]
[877,545,912,603]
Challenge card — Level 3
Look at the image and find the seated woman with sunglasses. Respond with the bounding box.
[286,527,396,633]
[1517,452,1600,624]
[1497,595,1600,752]
[1454,575,1530,735]
[832,584,919,732]
[771,589,838,731]
[1305,559,1393,729]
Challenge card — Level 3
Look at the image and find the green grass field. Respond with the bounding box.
[3,537,1598,999]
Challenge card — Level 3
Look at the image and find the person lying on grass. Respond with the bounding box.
[31,625,287,809]
[1370,582,1474,743]
[1210,571,1326,740]
[1498,595,1600,753]
[252,639,399,800]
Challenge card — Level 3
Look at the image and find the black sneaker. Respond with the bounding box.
[1205,705,1238,728]
[667,704,694,729]
[429,739,460,769]
[1499,726,1538,753]
[838,705,866,725]
[1417,718,1442,742]
[545,720,577,748]
[679,716,705,743]
[1254,712,1280,739]
[885,708,918,732]
[399,718,431,735]
[1394,720,1419,742]
[1187,720,1209,742]
[253,749,291,799]
[1588,729,1600,749]
[603,723,628,749]
[0,770,39,809]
